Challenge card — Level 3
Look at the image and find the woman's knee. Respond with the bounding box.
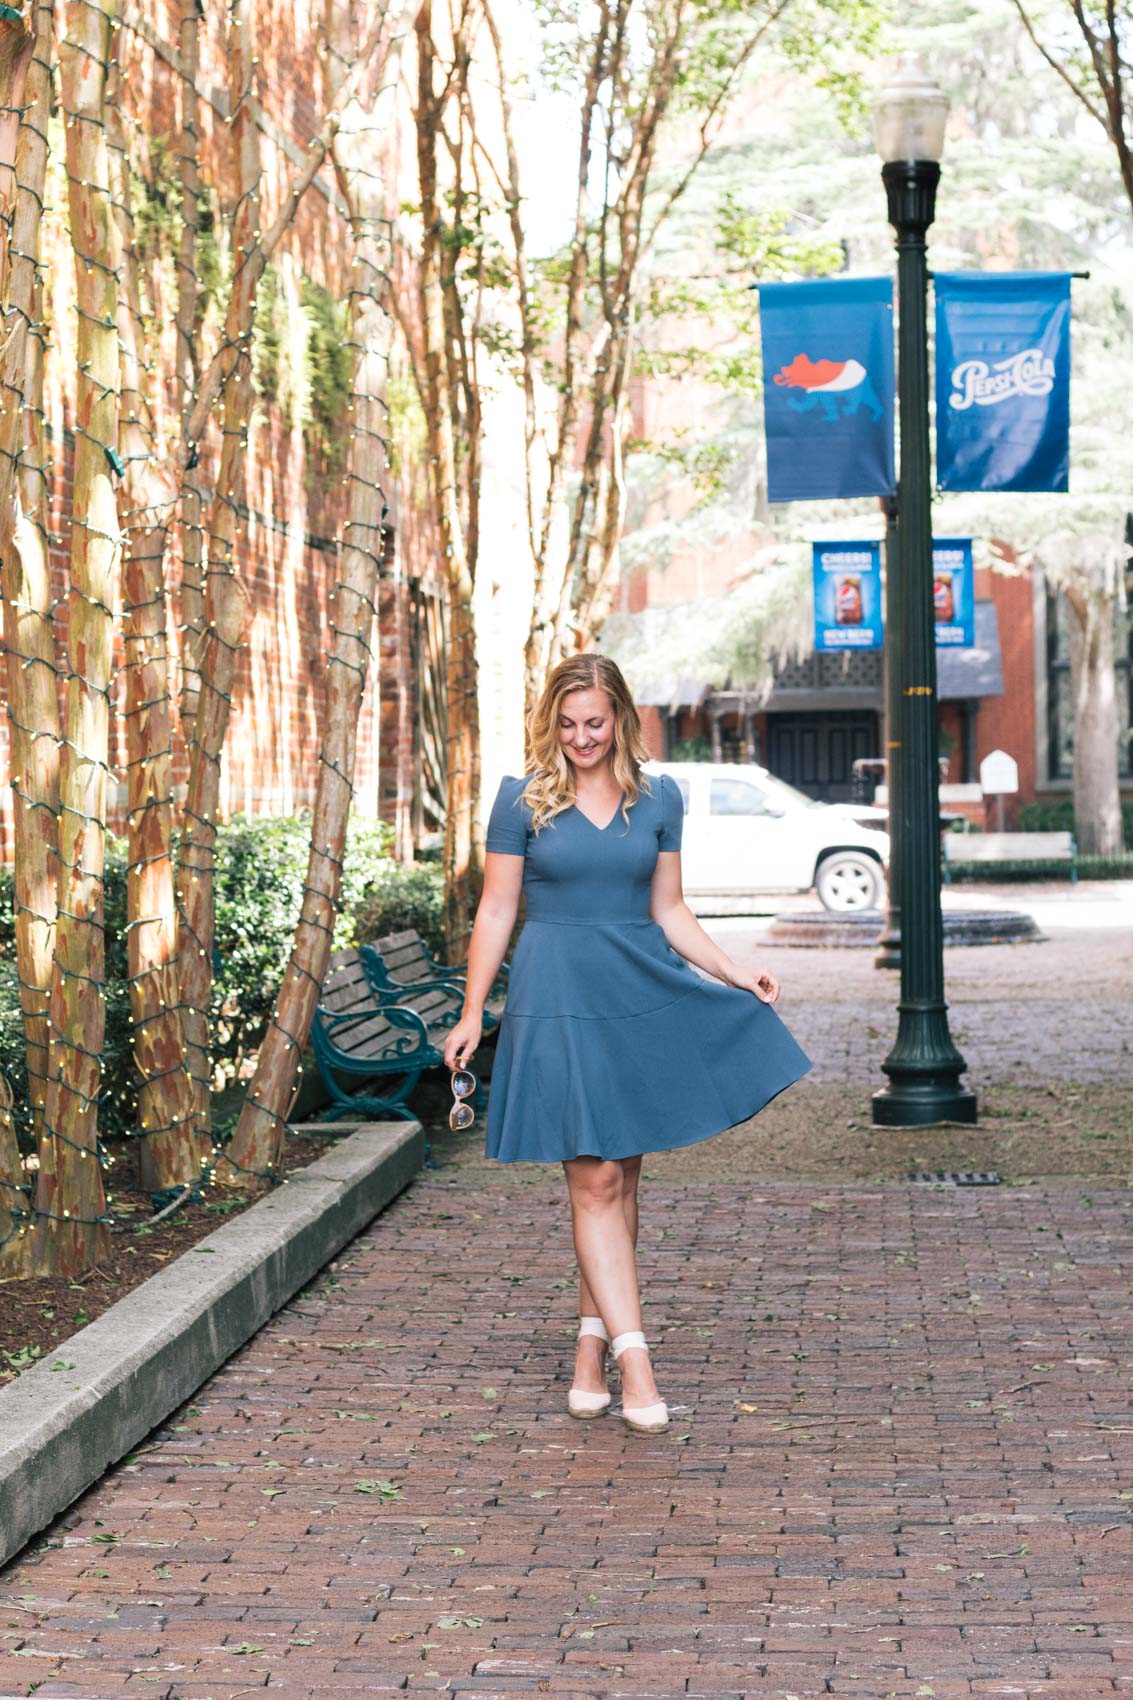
[567,1158,624,1214]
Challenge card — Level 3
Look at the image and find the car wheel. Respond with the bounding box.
[815,852,884,913]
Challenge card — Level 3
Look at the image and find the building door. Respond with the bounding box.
[766,711,879,801]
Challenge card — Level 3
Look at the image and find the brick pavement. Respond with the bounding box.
[2,928,1132,1700]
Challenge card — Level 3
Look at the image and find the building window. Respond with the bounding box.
[1045,571,1133,782]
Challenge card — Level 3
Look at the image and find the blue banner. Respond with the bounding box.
[932,538,974,648]
[813,541,883,652]
[935,272,1071,492]
[759,277,895,502]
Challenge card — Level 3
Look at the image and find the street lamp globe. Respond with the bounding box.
[872,52,949,164]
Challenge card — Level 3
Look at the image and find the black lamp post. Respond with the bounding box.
[871,55,977,1128]
[875,491,901,970]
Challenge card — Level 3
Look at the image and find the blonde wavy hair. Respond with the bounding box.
[521,654,653,835]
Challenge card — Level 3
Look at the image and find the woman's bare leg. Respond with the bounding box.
[572,1155,642,1394]
[564,1154,659,1408]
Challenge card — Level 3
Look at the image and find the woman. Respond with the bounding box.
[442,654,811,1435]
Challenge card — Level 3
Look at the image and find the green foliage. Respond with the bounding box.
[669,735,713,761]
[1019,797,1133,841]
[352,861,447,961]
[386,364,428,479]
[250,269,352,465]
[210,813,393,1072]
[944,852,1133,881]
[252,261,287,411]
[130,134,181,267]
[0,813,397,1148]
[302,279,353,470]
[126,132,226,334]
[627,435,739,507]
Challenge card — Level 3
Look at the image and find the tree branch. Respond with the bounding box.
[1012,0,1108,130]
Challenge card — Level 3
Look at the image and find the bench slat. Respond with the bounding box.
[944,831,1074,861]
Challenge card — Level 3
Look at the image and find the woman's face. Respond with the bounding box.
[557,687,616,774]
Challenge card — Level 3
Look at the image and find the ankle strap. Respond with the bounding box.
[611,1329,647,1359]
[578,1315,610,1343]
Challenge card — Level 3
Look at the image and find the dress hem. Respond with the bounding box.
[484,1055,813,1165]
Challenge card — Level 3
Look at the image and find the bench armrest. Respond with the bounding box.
[315,1000,431,1057]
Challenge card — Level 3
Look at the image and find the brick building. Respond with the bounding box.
[624,544,1133,827]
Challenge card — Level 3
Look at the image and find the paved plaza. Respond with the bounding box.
[2,891,1131,1699]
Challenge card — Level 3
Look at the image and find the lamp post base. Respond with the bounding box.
[872,1082,978,1127]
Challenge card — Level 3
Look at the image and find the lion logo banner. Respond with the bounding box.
[758,277,895,503]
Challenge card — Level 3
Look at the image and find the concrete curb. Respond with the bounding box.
[0,1118,423,1570]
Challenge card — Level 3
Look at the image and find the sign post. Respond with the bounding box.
[979,748,1019,833]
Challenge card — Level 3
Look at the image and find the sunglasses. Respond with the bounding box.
[449,1067,478,1131]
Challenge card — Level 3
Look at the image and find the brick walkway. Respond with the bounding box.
[2,924,1132,1700]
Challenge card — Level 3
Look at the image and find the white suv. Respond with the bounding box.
[647,760,890,913]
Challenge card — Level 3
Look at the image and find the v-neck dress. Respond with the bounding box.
[482,771,812,1163]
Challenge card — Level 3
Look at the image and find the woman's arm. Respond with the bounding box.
[650,850,780,1004]
[462,853,523,1014]
[444,852,524,1068]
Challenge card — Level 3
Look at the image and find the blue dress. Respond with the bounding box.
[483,771,812,1164]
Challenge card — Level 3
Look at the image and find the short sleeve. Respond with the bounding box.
[657,772,684,852]
[485,774,529,856]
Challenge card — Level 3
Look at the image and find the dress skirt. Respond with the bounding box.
[484,915,812,1164]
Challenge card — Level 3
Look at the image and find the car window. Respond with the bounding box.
[763,775,822,810]
[709,777,769,817]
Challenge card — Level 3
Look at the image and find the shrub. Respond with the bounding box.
[1018,797,1133,844]
[668,736,712,762]
[0,812,396,1143]
[351,860,447,961]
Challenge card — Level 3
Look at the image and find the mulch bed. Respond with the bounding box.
[0,1127,352,1381]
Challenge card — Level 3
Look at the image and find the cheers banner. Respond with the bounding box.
[935,272,1071,493]
[759,277,895,502]
[813,538,975,653]
[932,538,974,648]
[812,541,883,652]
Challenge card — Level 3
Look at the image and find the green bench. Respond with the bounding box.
[942,829,1077,883]
[311,948,446,1125]
[311,945,492,1130]
[361,927,508,1033]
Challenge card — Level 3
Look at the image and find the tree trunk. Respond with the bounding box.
[1063,560,1125,856]
[0,0,55,1274]
[107,51,207,1191]
[0,15,35,296]
[221,5,397,1183]
[32,0,122,1276]
[176,0,206,741]
[175,0,259,1150]
[415,1,481,963]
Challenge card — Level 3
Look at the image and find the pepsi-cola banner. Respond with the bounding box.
[759,277,895,503]
[932,537,974,648]
[813,541,883,652]
[935,272,1071,493]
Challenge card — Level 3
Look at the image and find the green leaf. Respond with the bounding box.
[354,1479,402,1499]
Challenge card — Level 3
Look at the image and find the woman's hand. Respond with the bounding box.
[444,1010,483,1071]
[724,963,781,1004]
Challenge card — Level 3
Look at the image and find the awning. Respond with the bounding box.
[610,597,1004,708]
[936,600,1005,700]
